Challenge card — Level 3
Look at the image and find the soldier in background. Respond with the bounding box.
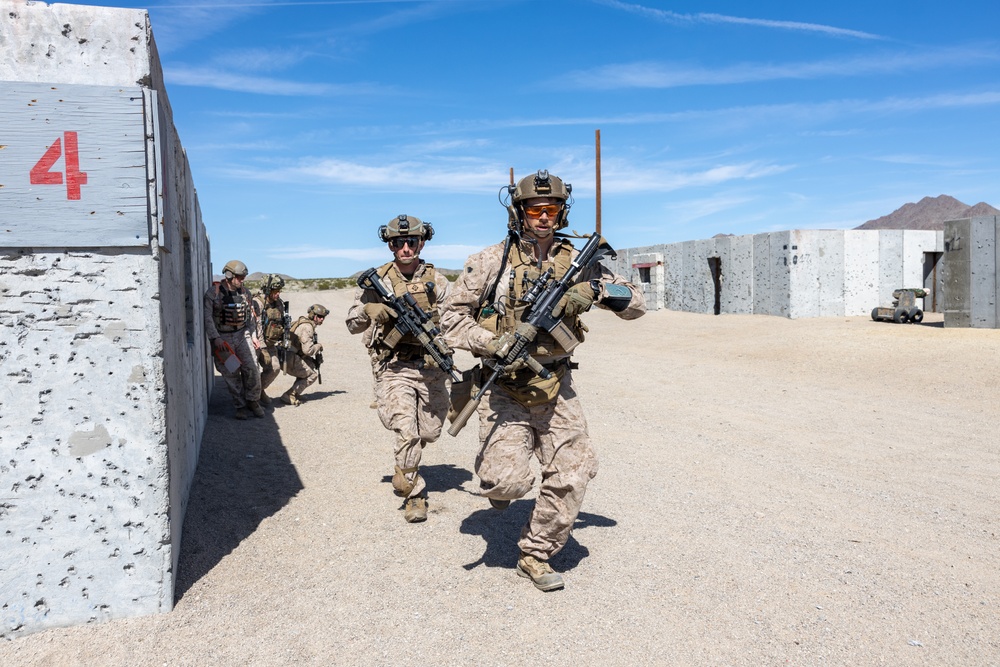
[440,170,646,590]
[252,274,289,406]
[346,215,452,524]
[204,259,264,420]
[282,304,327,406]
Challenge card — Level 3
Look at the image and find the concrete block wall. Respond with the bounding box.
[722,235,754,315]
[943,216,999,328]
[0,1,211,637]
[607,229,945,319]
[843,231,881,317]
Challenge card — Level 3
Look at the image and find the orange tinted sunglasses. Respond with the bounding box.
[524,204,562,218]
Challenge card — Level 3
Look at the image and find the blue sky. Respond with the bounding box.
[67,0,1000,278]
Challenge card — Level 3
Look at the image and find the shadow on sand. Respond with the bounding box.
[459,503,617,572]
[174,377,303,602]
[379,462,474,496]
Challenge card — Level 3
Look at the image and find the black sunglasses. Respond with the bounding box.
[389,236,420,250]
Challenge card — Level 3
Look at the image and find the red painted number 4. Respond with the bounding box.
[30,131,89,200]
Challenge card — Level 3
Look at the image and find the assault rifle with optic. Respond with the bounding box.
[447,232,616,436]
[279,300,292,372]
[313,329,323,384]
[357,267,463,383]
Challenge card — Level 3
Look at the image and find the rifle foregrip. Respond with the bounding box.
[447,398,480,437]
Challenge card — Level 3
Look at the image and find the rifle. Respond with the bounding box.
[447,232,616,436]
[357,268,463,383]
[313,330,323,385]
[277,299,291,371]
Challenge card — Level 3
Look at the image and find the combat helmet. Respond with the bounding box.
[222,260,248,279]
[378,214,434,242]
[262,274,285,292]
[503,170,573,231]
[308,304,330,318]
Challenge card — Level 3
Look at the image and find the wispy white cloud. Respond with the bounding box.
[602,161,792,193]
[146,1,265,53]
[165,66,389,95]
[386,89,1000,141]
[230,158,508,191]
[660,193,757,222]
[869,154,970,168]
[210,48,309,73]
[227,154,790,195]
[559,46,1000,90]
[595,0,884,40]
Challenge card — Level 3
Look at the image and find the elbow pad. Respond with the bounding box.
[594,281,633,313]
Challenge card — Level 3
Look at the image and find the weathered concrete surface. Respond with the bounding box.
[608,229,944,319]
[943,216,1000,328]
[0,1,151,87]
[1,1,211,636]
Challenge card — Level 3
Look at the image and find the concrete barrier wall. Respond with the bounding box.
[724,235,754,315]
[943,217,999,328]
[614,229,945,319]
[844,231,880,317]
[0,2,210,636]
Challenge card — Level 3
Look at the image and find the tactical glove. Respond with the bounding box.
[258,348,272,368]
[364,303,397,325]
[484,332,514,360]
[552,282,596,318]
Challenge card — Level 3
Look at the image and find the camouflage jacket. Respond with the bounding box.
[440,235,646,363]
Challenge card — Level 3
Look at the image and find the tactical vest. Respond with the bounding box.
[289,316,313,355]
[373,261,440,362]
[213,283,251,332]
[479,239,584,358]
[255,295,286,345]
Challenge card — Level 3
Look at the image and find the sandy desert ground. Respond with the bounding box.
[2,287,999,666]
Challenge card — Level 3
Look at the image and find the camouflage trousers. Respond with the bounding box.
[213,328,261,409]
[258,343,282,392]
[476,369,598,560]
[374,361,450,499]
[286,354,319,396]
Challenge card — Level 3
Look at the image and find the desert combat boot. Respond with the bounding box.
[247,401,265,418]
[516,552,564,591]
[404,496,427,523]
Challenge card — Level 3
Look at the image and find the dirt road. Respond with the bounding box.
[3,288,999,666]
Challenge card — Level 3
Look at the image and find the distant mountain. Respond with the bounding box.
[855,195,999,231]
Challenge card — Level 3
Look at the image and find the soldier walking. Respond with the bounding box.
[346,215,452,523]
[252,274,289,406]
[282,304,327,406]
[440,171,646,590]
[204,259,264,420]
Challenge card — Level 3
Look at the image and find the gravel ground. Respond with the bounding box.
[3,288,999,666]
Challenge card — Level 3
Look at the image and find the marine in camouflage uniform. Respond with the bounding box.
[204,259,264,420]
[440,171,646,590]
[281,304,327,406]
[252,274,289,406]
[346,215,452,523]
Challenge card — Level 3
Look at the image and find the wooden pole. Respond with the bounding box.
[595,129,602,235]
